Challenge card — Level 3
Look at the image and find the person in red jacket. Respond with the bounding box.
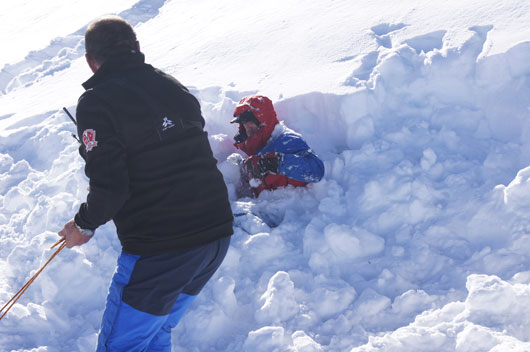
[231,95,324,197]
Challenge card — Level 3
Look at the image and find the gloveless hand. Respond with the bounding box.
[58,219,93,248]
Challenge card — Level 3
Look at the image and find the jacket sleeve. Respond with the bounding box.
[74,91,130,230]
[274,134,325,183]
[279,150,325,183]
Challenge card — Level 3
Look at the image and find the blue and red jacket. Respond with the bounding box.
[233,95,324,196]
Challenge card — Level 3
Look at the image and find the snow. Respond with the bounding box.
[351,274,530,352]
[1,0,530,351]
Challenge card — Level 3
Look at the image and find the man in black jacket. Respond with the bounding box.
[58,16,233,351]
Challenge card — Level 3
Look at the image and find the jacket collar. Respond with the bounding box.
[82,51,146,90]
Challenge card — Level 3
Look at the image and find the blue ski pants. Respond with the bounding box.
[96,236,231,351]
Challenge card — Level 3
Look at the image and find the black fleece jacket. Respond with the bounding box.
[74,51,233,255]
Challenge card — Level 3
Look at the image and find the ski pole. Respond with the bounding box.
[62,107,80,143]
[0,238,66,322]
[62,107,77,126]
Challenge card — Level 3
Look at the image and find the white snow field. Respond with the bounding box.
[1,0,530,351]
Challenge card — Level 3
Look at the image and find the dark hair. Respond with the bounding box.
[85,16,137,65]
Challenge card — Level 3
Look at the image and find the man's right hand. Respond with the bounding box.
[58,220,93,248]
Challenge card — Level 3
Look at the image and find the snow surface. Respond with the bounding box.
[1,0,530,351]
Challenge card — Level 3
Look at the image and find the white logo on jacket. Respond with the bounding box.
[162,117,175,131]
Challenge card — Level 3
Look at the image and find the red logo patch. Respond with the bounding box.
[82,129,98,152]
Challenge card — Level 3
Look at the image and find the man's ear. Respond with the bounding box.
[85,54,100,73]
[136,41,140,52]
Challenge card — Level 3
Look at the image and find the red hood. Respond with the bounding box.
[233,95,279,156]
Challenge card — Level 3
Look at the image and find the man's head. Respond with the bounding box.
[231,95,280,154]
[231,110,260,137]
[84,16,139,72]
[231,95,279,138]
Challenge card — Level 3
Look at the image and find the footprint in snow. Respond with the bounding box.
[403,30,447,54]
[371,22,408,49]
